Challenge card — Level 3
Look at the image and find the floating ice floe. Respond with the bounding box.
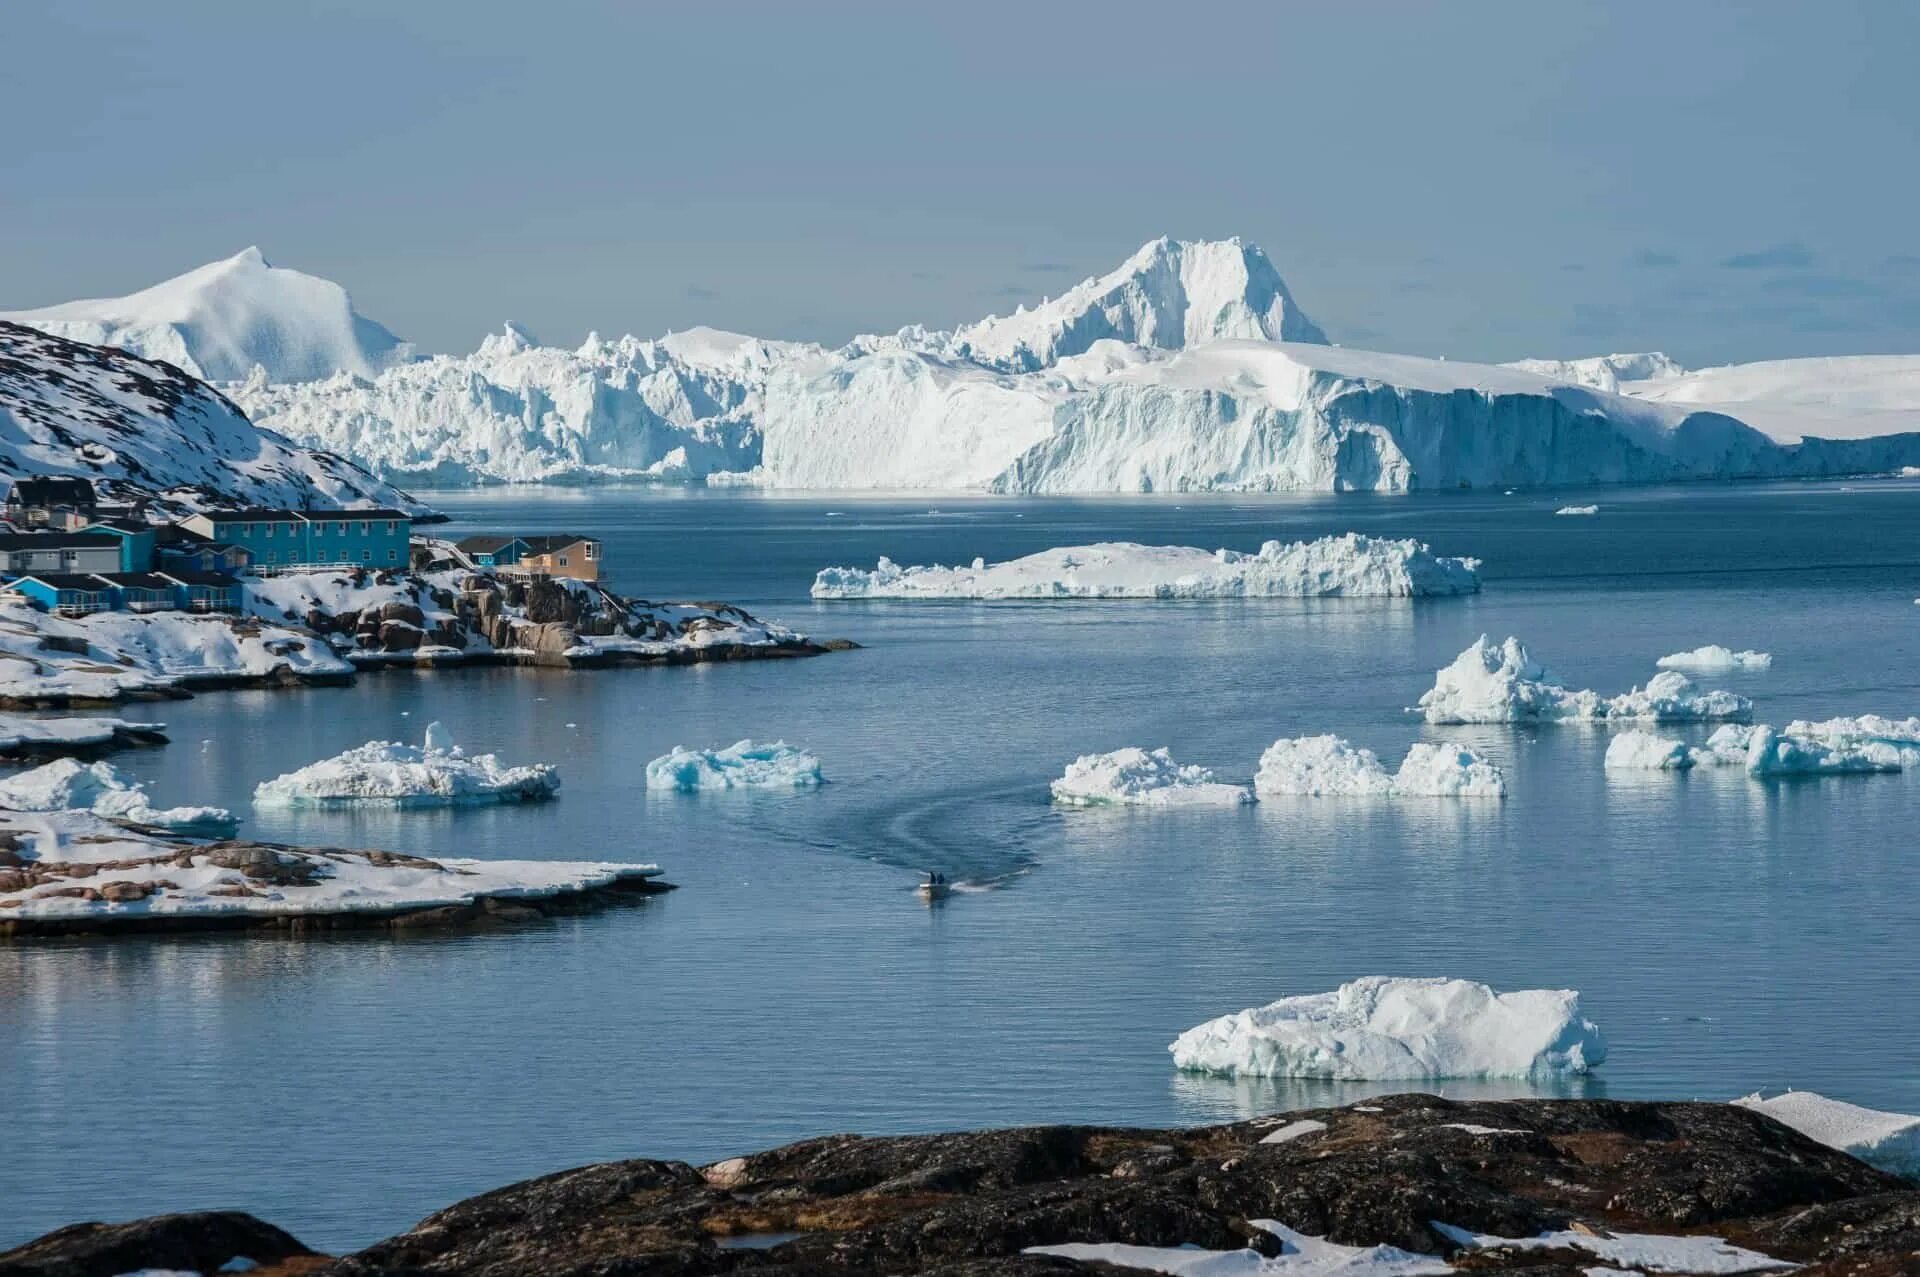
[1051,747,1253,807]
[644,740,823,791]
[1432,1222,1792,1274]
[1253,736,1505,797]
[811,534,1481,600]
[0,758,236,835]
[1169,976,1606,1081]
[1554,504,1599,516]
[1657,645,1773,672]
[1027,1220,1452,1277]
[1735,1090,1920,1179]
[252,723,559,807]
[1416,636,1752,725]
[1604,730,1697,770]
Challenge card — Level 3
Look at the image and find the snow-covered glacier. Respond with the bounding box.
[35,236,1920,492]
[812,534,1479,600]
[0,247,407,384]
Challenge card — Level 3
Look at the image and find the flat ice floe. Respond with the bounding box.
[1169,976,1606,1081]
[644,740,824,791]
[1417,636,1751,725]
[0,757,236,834]
[1051,747,1253,807]
[1735,1090,1920,1179]
[1027,1220,1451,1277]
[1554,504,1600,516]
[1656,645,1773,672]
[1253,736,1505,797]
[252,722,559,807]
[811,534,1481,600]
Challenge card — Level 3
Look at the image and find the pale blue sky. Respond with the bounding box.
[7,0,1919,366]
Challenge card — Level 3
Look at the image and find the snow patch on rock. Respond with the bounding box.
[1735,1091,1920,1179]
[1027,1220,1450,1277]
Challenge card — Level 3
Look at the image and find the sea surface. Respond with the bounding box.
[5,480,1920,1250]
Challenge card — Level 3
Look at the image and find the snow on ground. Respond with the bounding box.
[1735,1091,1920,1179]
[0,757,235,834]
[1,247,408,383]
[1169,976,1606,1081]
[1416,637,1751,725]
[1027,1221,1451,1277]
[1253,737,1505,797]
[0,712,162,754]
[1431,1222,1791,1274]
[1657,646,1772,672]
[0,807,661,926]
[812,535,1480,600]
[1604,731,1697,770]
[253,723,558,807]
[1259,1118,1330,1145]
[644,740,823,792]
[1554,505,1599,516]
[1050,747,1253,807]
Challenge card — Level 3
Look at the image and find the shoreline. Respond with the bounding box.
[6,1094,1916,1274]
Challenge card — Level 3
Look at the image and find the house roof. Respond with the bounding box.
[83,518,157,535]
[6,477,96,506]
[2,573,112,592]
[456,535,527,553]
[156,569,240,587]
[0,532,122,551]
[521,534,598,553]
[92,572,174,590]
[198,507,413,524]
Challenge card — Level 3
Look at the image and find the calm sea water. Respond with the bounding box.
[4,480,1919,1250]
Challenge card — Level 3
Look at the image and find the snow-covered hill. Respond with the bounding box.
[0,247,407,383]
[198,236,1920,491]
[0,322,429,513]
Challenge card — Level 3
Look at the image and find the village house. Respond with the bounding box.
[3,477,99,531]
[0,531,126,576]
[454,533,603,583]
[0,568,242,617]
[178,509,411,573]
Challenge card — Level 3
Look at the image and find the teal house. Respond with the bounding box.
[82,519,160,573]
[176,509,412,572]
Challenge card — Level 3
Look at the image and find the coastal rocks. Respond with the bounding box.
[25,1096,1920,1276]
[0,1208,314,1277]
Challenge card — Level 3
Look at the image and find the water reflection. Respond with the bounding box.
[1168,1069,1606,1125]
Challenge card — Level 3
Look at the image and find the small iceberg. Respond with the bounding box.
[1554,504,1600,516]
[1735,1091,1920,1179]
[811,533,1481,600]
[1050,747,1252,807]
[252,723,559,807]
[1253,736,1505,797]
[0,758,236,835]
[1169,976,1606,1081]
[644,740,823,791]
[1604,730,1697,770]
[1657,645,1772,672]
[1417,636,1751,725]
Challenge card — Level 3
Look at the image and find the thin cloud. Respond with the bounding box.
[684,284,719,301]
[1720,242,1814,270]
[1630,250,1679,269]
[1760,274,1879,299]
[1561,263,1586,273]
[1020,262,1078,275]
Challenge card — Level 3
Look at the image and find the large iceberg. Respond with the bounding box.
[1050,747,1252,807]
[1253,737,1505,797]
[1416,637,1751,725]
[1169,976,1606,1080]
[195,236,1920,493]
[0,758,236,835]
[1657,645,1773,672]
[644,740,823,792]
[813,535,1480,600]
[1735,1091,1920,1179]
[252,723,559,807]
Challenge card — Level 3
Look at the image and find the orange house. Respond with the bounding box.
[509,535,602,583]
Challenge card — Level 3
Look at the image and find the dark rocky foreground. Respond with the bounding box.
[10,1095,1920,1276]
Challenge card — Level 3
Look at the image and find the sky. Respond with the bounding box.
[6,0,1920,367]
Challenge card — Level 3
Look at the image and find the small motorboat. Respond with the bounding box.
[917,872,953,902]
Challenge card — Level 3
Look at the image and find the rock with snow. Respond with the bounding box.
[0,757,236,834]
[1554,504,1599,516]
[1169,976,1606,1081]
[0,712,167,757]
[0,322,427,513]
[252,724,558,807]
[812,535,1480,600]
[1253,736,1505,797]
[1735,1091,1920,1179]
[1028,1221,1450,1277]
[644,740,823,792]
[1657,645,1773,671]
[1416,637,1751,725]
[1050,747,1253,807]
[1432,1221,1792,1273]
[1,247,408,383]
[1604,730,1698,770]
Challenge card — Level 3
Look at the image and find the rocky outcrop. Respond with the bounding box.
[0,1209,314,1277]
[12,1096,1920,1275]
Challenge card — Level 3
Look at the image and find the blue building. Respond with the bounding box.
[454,535,528,569]
[81,519,160,573]
[177,509,411,573]
[1,569,242,616]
